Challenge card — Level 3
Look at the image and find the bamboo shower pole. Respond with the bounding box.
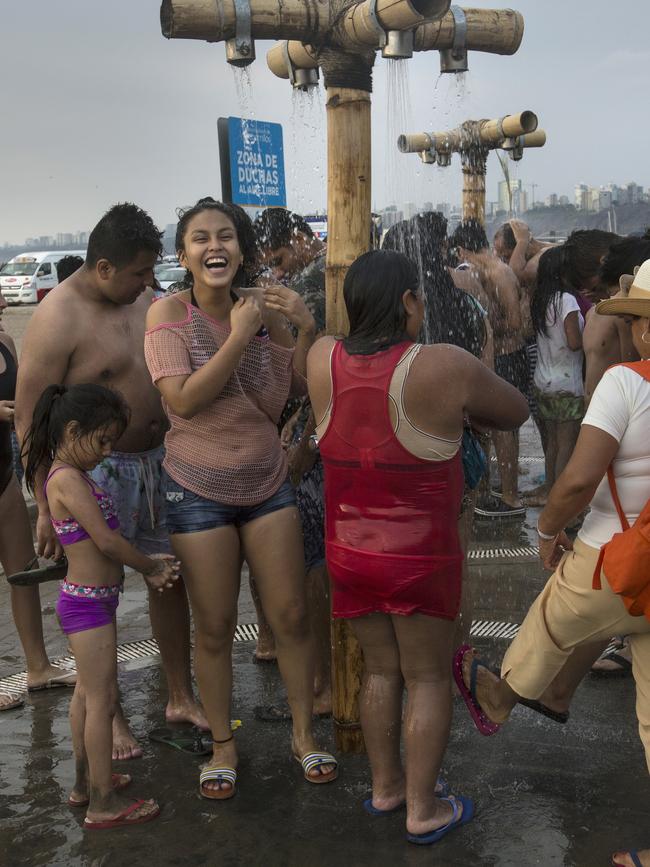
[320,50,373,753]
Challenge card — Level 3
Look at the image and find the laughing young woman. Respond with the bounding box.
[144,198,337,801]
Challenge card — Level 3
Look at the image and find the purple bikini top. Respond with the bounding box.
[45,467,120,546]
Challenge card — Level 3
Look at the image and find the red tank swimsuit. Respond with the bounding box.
[319,340,464,620]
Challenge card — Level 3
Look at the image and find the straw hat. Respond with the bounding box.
[596,260,650,317]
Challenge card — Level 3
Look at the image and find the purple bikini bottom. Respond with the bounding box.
[55,581,120,635]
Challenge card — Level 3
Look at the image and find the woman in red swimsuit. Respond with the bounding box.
[307,250,528,846]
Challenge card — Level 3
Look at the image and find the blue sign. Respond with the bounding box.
[228,116,286,209]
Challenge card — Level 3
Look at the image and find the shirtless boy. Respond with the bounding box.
[16,203,206,758]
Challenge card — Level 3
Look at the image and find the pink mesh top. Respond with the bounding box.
[144,300,294,506]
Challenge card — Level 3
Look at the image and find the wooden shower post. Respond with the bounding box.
[325,85,371,753]
[462,161,487,224]
[325,87,372,334]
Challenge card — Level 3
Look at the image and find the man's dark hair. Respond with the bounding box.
[494,222,516,251]
[86,203,162,269]
[599,236,650,289]
[254,208,314,252]
[411,211,448,247]
[560,229,619,292]
[381,220,415,259]
[449,219,489,253]
[56,255,84,282]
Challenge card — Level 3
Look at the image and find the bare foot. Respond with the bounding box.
[165,699,210,731]
[69,772,131,806]
[0,692,24,711]
[612,849,650,867]
[200,739,238,796]
[26,663,76,691]
[112,713,143,761]
[460,650,511,725]
[254,624,277,662]
[85,795,159,826]
[406,795,465,837]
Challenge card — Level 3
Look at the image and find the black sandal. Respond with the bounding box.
[7,555,68,587]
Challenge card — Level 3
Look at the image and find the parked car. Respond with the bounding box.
[0,250,86,304]
[155,266,187,293]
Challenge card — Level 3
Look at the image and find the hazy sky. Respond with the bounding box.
[1,0,647,243]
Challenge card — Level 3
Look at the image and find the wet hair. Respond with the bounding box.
[56,255,84,282]
[175,197,258,288]
[494,223,516,252]
[530,245,573,338]
[560,229,619,292]
[254,209,314,252]
[381,221,413,257]
[343,250,419,355]
[23,384,130,494]
[598,237,650,290]
[449,219,489,254]
[411,211,448,247]
[384,218,486,357]
[86,203,162,269]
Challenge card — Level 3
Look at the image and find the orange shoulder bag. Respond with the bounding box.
[592,361,650,621]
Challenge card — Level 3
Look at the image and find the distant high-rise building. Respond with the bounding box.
[498,179,527,216]
[422,202,434,213]
[545,193,559,208]
[75,231,89,246]
[574,184,590,211]
[402,202,416,220]
[559,195,570,206]
[56,233,74,246]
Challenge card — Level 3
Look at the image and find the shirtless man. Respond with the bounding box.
[16,203,207,758]
[494,220,554,288]
[583,236,647,405]
[450,220,526,516]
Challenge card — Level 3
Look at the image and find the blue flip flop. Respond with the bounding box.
[406,795,474,845]
[363,778,449,816]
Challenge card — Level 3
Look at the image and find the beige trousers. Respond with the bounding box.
[501,537,650,770]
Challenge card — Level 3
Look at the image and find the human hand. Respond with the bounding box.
[0,400,15,424]
[287,437,317,486]
[144,553,182,593]
[263,285,315,334]
[280,408,302,449]
[538,530,573,570]
[230,297,263,343]
[509,220,532,245]
[36,512,64,560]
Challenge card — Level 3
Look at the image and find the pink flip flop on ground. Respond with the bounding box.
[83,799,160,830]
[452,644,501,737]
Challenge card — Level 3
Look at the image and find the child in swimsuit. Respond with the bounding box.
[23,383,180,831]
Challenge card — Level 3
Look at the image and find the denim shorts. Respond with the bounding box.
[163,471,297,535]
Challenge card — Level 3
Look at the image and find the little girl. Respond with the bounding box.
[24,383,180,830]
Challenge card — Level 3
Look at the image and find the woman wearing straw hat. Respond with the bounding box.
[454,260,650,867]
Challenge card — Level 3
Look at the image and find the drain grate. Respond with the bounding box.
[0,625,261,695]
[468,545,539,560]
[0,620,525,694]
[490,455,543,464]
[471,620,520,640]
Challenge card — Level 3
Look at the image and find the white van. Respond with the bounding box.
[0,250,86,304]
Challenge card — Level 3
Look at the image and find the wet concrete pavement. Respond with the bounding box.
[0,307,648,865]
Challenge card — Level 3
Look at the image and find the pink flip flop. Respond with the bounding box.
[452,644,501,737]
